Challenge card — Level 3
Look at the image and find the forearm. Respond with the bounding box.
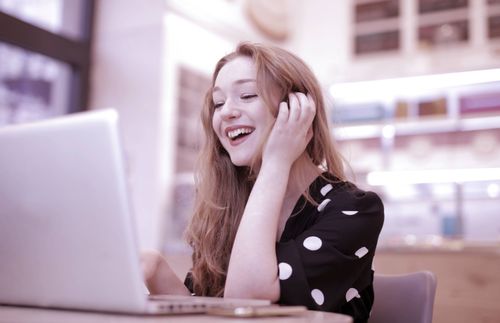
[224,161,290,301]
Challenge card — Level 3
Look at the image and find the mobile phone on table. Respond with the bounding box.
[207,305,307,317]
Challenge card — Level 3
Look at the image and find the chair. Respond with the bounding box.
[370,271,437,323]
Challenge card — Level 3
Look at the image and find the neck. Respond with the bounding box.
[285,153,322,200]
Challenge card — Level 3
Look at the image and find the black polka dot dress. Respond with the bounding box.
[276,173,384,323]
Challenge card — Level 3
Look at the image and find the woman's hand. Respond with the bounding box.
[141,250,163,290]
[262,92,316,168]
[140,250,191,296]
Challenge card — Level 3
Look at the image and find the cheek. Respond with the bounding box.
[262,109,277,130]
[267,89,283,117]
[212,113,222,139]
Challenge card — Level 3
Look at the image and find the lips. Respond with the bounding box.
[224,126,255,146]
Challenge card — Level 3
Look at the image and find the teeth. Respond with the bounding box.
[227,127,253,139]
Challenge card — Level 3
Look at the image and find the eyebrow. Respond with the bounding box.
[212,79,256,93]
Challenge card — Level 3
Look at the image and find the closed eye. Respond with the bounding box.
[241,94,257,100]
[214,101,224,109]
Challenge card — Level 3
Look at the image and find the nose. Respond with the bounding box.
[219,100,241,120]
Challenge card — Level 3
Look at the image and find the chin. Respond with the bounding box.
[229,153,253,167]
[230,158,251,167]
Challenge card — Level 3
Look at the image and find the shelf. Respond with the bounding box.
[352,0,499,55]
[418,0,469,14]
[418,8,468,25]
[355,17,399,35]
[354,0,399,23]
[367,168,500,185]
[353,0,400,55]
[333,115,500,140]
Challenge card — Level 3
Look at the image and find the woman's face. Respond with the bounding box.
[211,56,277,167]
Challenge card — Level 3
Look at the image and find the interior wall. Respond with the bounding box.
[89,0,500,249]
[90,0,168,249]
[287,0,351,85]
[161,12,235,251]
[89,0,270,249]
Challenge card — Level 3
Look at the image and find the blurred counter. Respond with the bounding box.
[164,238,500,323]
[374,238,500,323]
[377,238,500,255]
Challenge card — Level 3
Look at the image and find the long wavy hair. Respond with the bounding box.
[184,42,345,297]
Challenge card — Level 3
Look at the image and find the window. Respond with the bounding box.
[418,20,469,47]
[355,0,399,22]
[418,0,468,14]
[488,0,500,39]
[0,0,95,125]
[417,0,469,48]
[353,0,401,55]
[0,43,71,125]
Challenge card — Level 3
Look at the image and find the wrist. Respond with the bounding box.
[260,158,292,176]
[148,255,170,294]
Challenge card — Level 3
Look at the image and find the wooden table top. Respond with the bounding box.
[0,305,353,323]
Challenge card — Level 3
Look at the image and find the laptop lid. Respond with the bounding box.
[0,109,148,313]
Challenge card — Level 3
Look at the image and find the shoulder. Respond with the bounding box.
[312,177,384,248]
[313,176,384,221]
[334,183,383,213]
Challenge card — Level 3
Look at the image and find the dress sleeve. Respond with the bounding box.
[275,185,384,312]
[184,271,195,295]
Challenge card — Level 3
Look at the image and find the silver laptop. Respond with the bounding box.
[0,109,269,314]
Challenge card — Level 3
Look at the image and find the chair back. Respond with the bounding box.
[370,271,437,323]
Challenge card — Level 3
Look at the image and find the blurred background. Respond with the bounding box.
[1,1,499,322]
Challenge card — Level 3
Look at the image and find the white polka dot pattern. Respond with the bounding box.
[355,247,369,258]
[311,289,325,305]
[317,199,331,212]
[346,288,361,302]
[342,210,358,215]
[303,236,322,251]
[320,184,333,196]
[278,262,293,280]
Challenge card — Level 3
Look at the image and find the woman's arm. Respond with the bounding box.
[141,250,191,295]
[224,93,316,301]
[224,159,289,301]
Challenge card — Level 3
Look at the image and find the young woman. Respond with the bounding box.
[142,42,384,323]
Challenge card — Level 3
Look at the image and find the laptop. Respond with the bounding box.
[0,109,270,314]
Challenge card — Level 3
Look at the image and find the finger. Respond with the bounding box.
[276,101,289,124]
[303,93,316,125]
[295,92,308,110]
[306,126,314,143]
[306,93,316,115]
[288,93,300,121]
[295,92,312,123]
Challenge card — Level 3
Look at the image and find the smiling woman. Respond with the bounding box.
[142,42,385,323]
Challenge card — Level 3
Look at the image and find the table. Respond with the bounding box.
[0,305,353,323]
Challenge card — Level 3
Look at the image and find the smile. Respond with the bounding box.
[226,127,255,141]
